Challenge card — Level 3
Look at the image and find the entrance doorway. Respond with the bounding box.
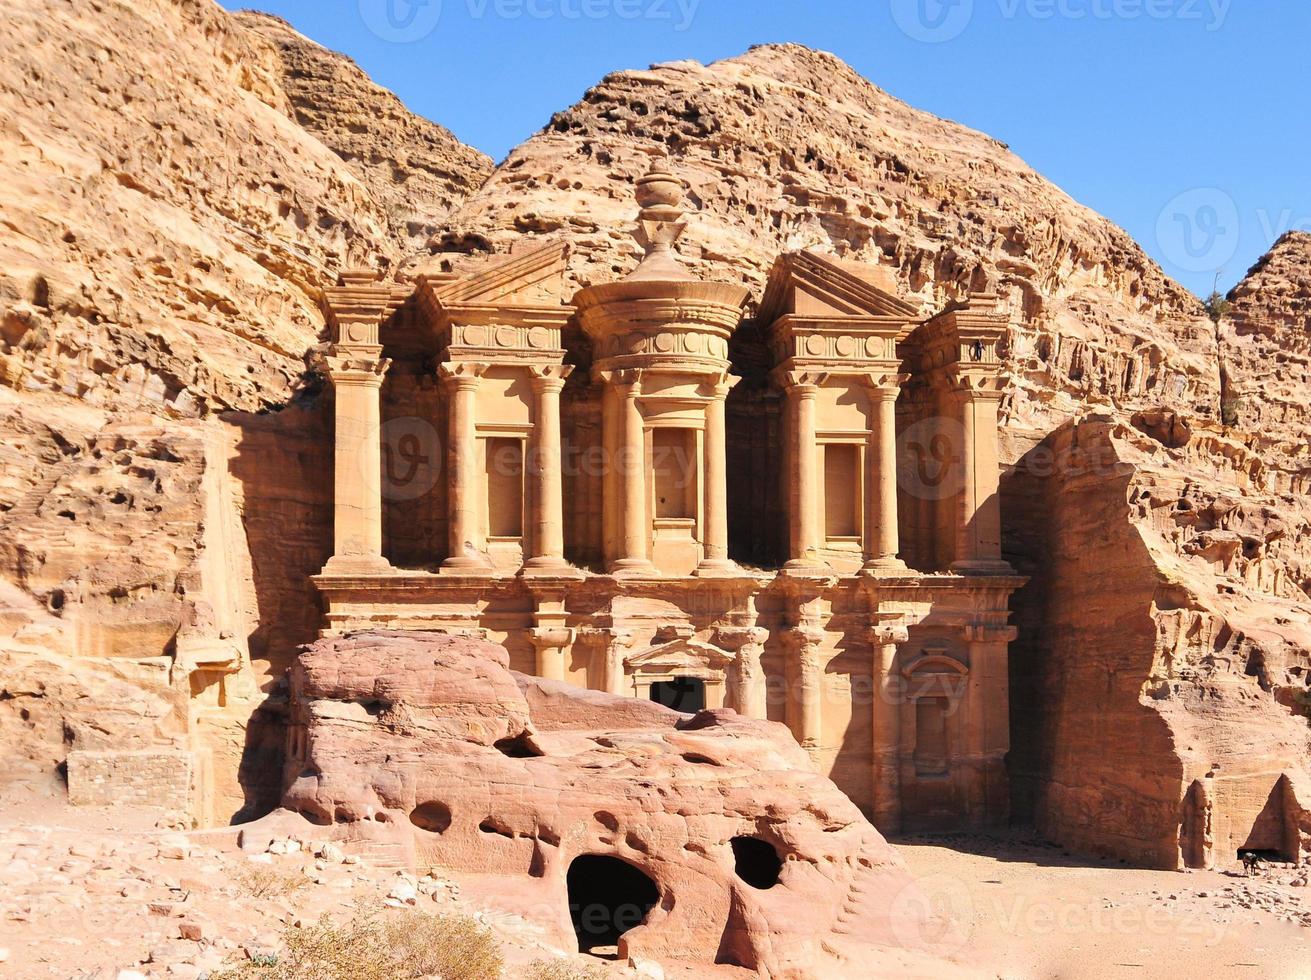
[567,855,660,955]
[649,676,706,713]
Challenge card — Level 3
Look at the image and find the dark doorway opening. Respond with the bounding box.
[649,677,705,713]
[731,835,782,889]
[567,855,659,955]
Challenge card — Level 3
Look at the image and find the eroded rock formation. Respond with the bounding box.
[0,0,1306,878]
[0,0,488,821]
[266,629,946,976]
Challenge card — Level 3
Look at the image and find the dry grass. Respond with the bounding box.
[520,960,607,980]
[211,907,502,980]
[231,864,310,900]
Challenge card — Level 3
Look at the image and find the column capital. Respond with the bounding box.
[948,367,1006,401]
[439,360,489,390]
[715,626,770,652]
[699,372,741,400]
[868,622,910,647]
[530,626,576,650]
[598,367,644,394]
[863,373,911,398]
[964,623,1019,644]
[326,354,391,387]
[774,368,827,394]
[529,363,574,391]
[784,625,826,662]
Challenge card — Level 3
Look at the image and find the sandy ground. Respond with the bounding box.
[2,786,1310,979]
[896,833,1311,979]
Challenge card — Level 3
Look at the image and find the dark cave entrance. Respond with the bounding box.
[649,676,705,713]
[731,835,783,889]
[567,854,660,955]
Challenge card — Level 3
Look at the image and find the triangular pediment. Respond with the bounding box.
[624,637,735,672]
[422,240,570,307]
[759,249,918,324]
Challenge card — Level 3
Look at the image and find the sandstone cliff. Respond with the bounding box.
[0,0,489,820]
[1,0,1307,869]
[432,43,1221,435]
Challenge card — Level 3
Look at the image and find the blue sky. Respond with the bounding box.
[221,0,1310,298]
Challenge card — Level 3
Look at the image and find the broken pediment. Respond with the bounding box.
[758,249,918,325]
[624,636,736,675]
[420,240,571,308]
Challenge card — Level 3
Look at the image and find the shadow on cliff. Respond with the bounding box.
[221,385,333,823]
[1000,417,1186,869]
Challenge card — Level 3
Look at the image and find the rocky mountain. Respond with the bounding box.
[432,43,1221,438]
[0,0,489,817]
[234,11,492,255]
[425,43,1311,866]
[0,0,1307,866]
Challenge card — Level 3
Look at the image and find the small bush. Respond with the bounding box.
[211,907,502,980]
[520,960,607,980]
[232,865,310,900]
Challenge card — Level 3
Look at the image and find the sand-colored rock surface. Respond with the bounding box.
[432,42,1220,435]
[0,0,1308,886]
[266,629,944,976]
[0,0,489,820]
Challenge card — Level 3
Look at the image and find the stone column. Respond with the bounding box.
[601,631,633,696]
[863,379,908,575]
[870,621,909,833]
[719,627,769,718]
[784,374,828,572]
[524,365,573,573]
[611,370,655,575]
[951,380,1010,574]
[323,356,393,574]
[440,362,493,573]
[531,627,575,683]
[964,623,1015,827]
[785,626,825,752]
[696,374,739,576]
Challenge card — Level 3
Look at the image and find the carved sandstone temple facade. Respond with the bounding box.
[313,161,1022,833]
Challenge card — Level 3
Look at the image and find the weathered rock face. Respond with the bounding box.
[272,630,942,977]
[1005,416,1311,868]
[0,0,488,821]
[420,44,1311,870]
[0,0,1307,874]
[234,11,493,255]
[432,43,1221,433]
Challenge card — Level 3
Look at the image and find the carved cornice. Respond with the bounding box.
[419,240,570,305]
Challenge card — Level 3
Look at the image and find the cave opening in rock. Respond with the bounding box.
[649,676,705,713]
[493,731,543,758]
[731,835,782,889]
[567,854,660,955]
[410,800,451,834]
